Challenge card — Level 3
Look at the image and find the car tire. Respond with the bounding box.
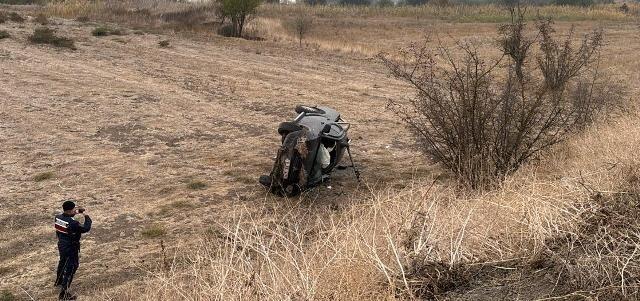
[295,105,325,115]
[278,122,302,136]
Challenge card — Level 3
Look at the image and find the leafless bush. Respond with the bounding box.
[285,12,313,47]
[379,7,623,189]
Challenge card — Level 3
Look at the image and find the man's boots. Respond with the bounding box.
[59,289,77,300]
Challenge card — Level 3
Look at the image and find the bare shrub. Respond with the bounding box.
[285,12,313,47]
[378,7,623,189]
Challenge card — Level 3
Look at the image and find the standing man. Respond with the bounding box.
[54,200,92,300]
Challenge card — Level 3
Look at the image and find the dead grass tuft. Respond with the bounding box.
[0,290,16,301]
[141,224,167,238]
[33,171,54,182]
[169,200,194,209]
[7,12,24,23]
[34,13,48,25]
[92,26,125,37]
[186,179,206,190]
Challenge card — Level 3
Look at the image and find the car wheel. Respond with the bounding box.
[278,122,302,137]
[295,105,325,115]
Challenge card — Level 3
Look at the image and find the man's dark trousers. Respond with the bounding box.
[55,243,80,289]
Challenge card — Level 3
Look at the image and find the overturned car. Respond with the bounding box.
[259,105,359,197]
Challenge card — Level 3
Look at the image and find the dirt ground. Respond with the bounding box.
[0,12,429,300]
[1,7,639,300]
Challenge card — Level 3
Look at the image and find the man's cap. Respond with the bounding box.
[62,200,76,211]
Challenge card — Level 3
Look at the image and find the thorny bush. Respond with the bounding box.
[379,7,624,189]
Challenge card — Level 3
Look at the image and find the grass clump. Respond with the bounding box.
[0,290,16,301]
[33,171,54,181]
[92,26,125,37]
[34,13,48,25]
[0,0,44,4]
[0,12,6,24]
[141,224,166,238]
[187,179,206,190]
[158,39,170,48]
[91,26,109,36]
[157,200,195,216]
[0,30,9,40]
[170,200,194,209]
[8,12,24,23]
[29,27,76,50]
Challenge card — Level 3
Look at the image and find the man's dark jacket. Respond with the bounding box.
[55,213,92,245]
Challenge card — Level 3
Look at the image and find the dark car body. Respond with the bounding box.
[261,105,352,197]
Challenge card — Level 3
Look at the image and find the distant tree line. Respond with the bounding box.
[291,0,614,7]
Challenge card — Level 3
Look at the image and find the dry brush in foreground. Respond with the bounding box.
[98,110,639,300]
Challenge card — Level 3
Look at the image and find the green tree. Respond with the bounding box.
[218,0,261,37]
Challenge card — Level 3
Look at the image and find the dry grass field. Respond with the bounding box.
[1,1,639,300]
